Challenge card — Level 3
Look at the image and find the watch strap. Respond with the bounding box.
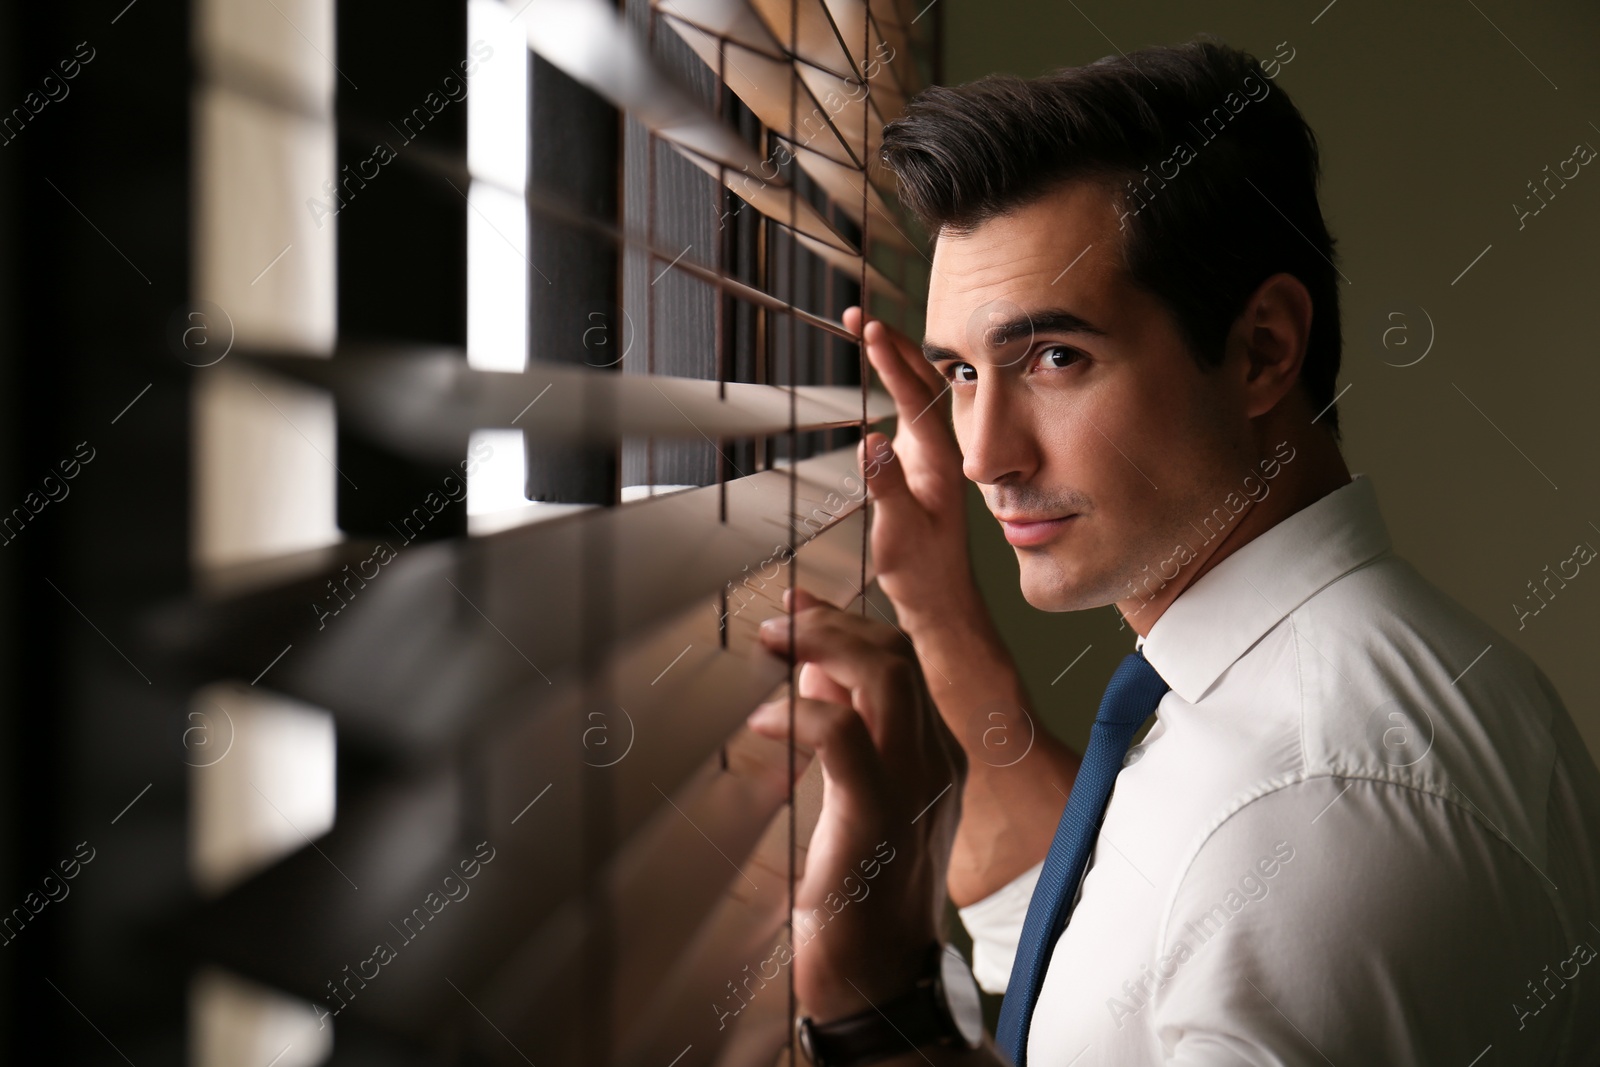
[801,981,948,1067]
[799,943,975,1067]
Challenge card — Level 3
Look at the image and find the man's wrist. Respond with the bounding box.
[889,573,990,641]
[798,944,985,1067]
[894,588,1018,699]
[801,941,931,1023]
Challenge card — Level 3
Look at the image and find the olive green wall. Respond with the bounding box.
[936,0,1600,757]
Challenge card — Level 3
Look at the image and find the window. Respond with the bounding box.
[9,0,934,1060]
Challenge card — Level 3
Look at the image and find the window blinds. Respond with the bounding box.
[524,0,911,293]
[169,0,934,1062]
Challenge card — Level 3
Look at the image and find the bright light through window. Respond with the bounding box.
[466,0,529,373]
[467,0,528,191]
[467,428,531,516]
[467,183,529,371]
[467,428,595,534]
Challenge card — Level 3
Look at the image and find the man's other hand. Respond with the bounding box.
[750,589,968,1022]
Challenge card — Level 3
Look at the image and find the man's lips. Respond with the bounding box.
[997,514,1079,547]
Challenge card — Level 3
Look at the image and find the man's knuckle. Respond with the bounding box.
[821,704,858,741]
[795,604,830,624]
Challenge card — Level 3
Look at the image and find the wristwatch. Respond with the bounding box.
[797,943,984,1067]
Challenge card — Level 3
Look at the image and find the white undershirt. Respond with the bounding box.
[960,474,1600,1064]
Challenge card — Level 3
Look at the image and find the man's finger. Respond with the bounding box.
[865,316,946,397]
[785,587,839,613]
[859,325,962,472]
[857,316,938,415]
[761,603,903,657]
[846,306,944,406]
[758,609,918,743]
[845,306,943,392]
[799,661,852,706]
[859,434,911,504]
[747,696,886,804]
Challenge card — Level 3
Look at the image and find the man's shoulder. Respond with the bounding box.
[1134,547,1600,1062]
[1286,550,1582,792]
[1198,547,1600,897]
[1149,774,1597,1063]
[1290,543,1527,686]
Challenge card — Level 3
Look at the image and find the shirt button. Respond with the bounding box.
[1123,745,1145,767]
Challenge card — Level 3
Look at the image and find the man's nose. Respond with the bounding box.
[960,380,1038,487]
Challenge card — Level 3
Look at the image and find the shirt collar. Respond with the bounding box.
[1139,473,1392,704]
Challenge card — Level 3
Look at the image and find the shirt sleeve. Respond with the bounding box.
[1149,777,1577,1065]
[956,860,1042,994]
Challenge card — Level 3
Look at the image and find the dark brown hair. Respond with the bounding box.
[880,39,1343,441]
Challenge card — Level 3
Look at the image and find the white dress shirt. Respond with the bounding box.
[960,473,1600,1064]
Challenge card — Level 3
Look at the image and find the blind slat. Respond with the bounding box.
[790,143,917,253]
[476,728,809,1060]
[831,0,922,102]
[154,453,873,757]
[195,517,868,1047]
[658,16,916,253]
[614,758,825,1067]
[656,0,896,151]
[523,0,904,299]
[246,346,892,462]
[195,765,467,1034]
[518,177,873,341]
[664,0,913,125]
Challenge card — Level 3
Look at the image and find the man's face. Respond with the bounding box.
[923,180,1255,614]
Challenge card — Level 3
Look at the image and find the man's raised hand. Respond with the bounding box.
[845,306,974,623]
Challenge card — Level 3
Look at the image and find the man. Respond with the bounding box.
[744,39,1600,1065]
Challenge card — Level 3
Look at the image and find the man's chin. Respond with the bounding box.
[1016,555,1113,613]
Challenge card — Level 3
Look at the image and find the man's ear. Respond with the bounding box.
[1235,272,1313,419]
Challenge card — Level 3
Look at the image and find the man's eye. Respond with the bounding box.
[1038,346,1082,370]
[947,363,978,383]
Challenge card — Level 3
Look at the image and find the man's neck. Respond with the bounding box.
[1117,423,1352,638]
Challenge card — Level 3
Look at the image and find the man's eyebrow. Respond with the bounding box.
[922,308,1108,362]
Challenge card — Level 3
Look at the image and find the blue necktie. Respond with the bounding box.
[994,650,1170,1065]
